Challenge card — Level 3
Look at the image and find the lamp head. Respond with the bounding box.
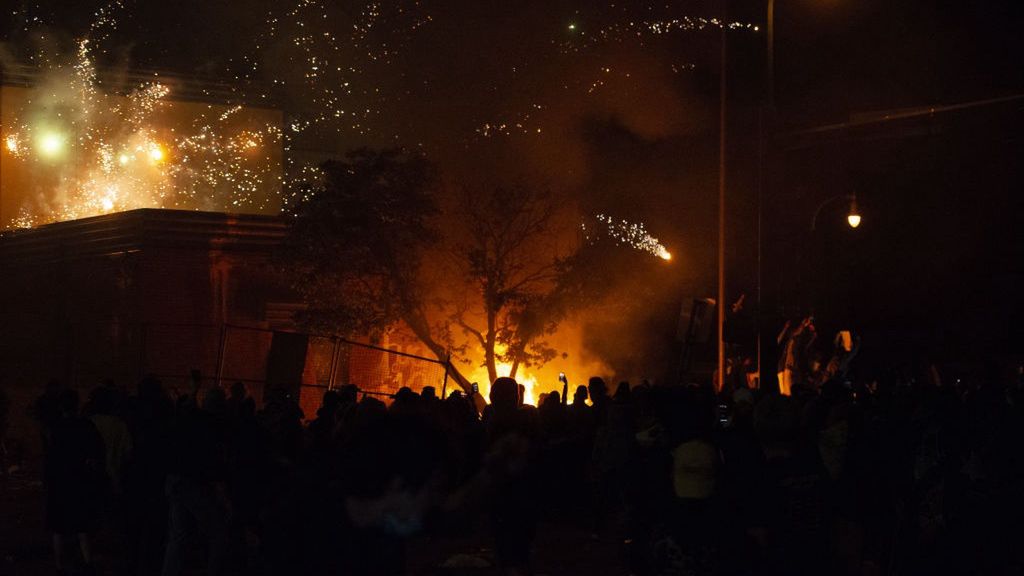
[847,196,861,229]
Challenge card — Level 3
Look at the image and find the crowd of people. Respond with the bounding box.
[19,355,1024,576]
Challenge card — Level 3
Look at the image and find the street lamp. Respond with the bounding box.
[810,193,862,231]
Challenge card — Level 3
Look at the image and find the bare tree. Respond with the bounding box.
[280,150,582,392]
[446,182,569,383]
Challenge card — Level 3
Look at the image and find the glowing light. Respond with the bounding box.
[847,196,861,228]
[568,23,576,31]
[37,132,65,157]
[147,143,165,163]
[659,248,672,261]
[99,185,118,212]
[4,26,283,228]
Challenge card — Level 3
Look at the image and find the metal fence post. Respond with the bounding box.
[328,337,341,390]
[441,351,451,399]
[215,324,228,387]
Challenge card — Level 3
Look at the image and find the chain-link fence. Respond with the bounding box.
[147,323,452,418]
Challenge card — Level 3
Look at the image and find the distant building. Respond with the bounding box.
[0,68,448,455]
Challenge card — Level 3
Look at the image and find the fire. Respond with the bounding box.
[469,361,538,406]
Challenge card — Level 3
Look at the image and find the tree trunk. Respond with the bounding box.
[401,314,472,392]
[484,337,497,385]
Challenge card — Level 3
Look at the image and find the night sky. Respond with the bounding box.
[3,0,1023,369]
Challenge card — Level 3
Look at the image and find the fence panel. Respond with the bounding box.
[139,323,451,415]
[338,341,448,401]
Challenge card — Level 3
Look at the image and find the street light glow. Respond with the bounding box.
[847,195,861,228]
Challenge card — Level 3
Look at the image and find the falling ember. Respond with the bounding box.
[583,213,673,262]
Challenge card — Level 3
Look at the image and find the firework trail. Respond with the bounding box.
[582,214,672,261]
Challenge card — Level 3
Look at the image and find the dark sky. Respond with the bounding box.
[4,0,1023,366]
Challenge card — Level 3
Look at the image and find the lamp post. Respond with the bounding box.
[756,0,775,391]
[717,2,728,393]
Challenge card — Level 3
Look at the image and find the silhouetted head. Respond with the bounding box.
[588,377,608,402]
[137,375,164,401]
[490,377,519,411]
[89,385,114,415]
[230,381,246,400]
[395,386,417,405]
[421,386,437,400]
[320,390,341,413]
[57,389,79,417]
[359,396,388,418]
[339,384,359,404]
[545,390,560,406]
[202,387,227,415]
[573,385,588,404]
[614,381,631,403]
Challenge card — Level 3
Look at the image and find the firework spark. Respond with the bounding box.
[583,214,672,261]
[562,17,759,53]
[1,36,283,228]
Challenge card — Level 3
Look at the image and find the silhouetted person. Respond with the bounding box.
[309,389,341,454]
[588,377,610,427]
[87,384,133,495]
[32,379,66,448]
[122,375,173,576]
[613,381,631,403]
[754,393,827,575]
[336,412,448,575]
[538,391,565,439]
[258,386,304,463]
[225,381,255,421]
[485,377,539,575]
[44,389,105,575]
[162,376,233,576]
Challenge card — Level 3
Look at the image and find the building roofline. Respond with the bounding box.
[0,208,288,265]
